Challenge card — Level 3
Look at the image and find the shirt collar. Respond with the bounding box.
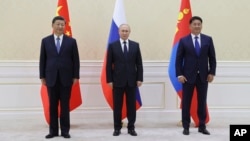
[120,38,129,44]
[54,34,63,40]
[191,33,200,39]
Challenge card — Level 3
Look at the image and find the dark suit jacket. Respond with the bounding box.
[106,40,143,87]
[39,34,80,87]
[175,34,216,84]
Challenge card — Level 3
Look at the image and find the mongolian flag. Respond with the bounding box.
[168,0,209,127]
[100,0,142,119]
[40,0,82,124]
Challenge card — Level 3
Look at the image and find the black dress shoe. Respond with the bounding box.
[45,134,58,139]
[61,133,71,138]
[183,129,189,135]
[198,128,210,135]
[128,129,137,136]
[113,130,121,136]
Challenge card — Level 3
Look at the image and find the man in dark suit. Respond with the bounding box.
[39,16,80,139]
[175,16,216,135]
[106,24,143,136]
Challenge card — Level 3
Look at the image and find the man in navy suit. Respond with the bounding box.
[106,24,143,136]
[39,16,80,139]
[175,16,216,135]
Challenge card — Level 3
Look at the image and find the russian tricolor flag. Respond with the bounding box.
[101,0,142,119]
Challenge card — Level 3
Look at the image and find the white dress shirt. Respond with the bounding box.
[120,38,129,52]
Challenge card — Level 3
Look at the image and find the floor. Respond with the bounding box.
[0,109,249,141]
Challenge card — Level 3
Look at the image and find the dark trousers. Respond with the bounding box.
[182,74,208,129]
[113,85,136,130]
[47,76,72,135]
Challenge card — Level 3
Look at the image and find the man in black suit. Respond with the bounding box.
[106,24,143,136]
[39,16,80,139]
[175,16,216,135]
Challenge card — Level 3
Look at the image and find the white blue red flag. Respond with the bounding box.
[101,0,142,119]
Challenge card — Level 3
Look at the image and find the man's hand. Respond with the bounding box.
[108,82,113,88]
[41,78,46,85]
[73,78,78,85]
[178,75,187,83]
[137,81,142,87]
[207,74,214,83]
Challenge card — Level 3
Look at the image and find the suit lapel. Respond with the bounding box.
[187,35,197,55]
[128,40,133,59]
[115,41,126,59]
[200,34,205,54]
[49,35,58,54]
[59,35,67,54]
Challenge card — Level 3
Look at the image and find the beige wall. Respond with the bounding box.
[0,0,250,61]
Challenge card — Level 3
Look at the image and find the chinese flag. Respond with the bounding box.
[40,0,82,124]
[168,0,209,127]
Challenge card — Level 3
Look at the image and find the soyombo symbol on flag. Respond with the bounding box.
[100,0,142,119]
[168,0,209,127]
[40,0,82,124]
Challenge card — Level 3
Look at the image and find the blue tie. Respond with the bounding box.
[195,36,200,56]
[56,37,60,53]
[123,41,128,59]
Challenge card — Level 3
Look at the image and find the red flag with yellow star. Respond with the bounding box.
[168,0,209,127]
[40,0,82,124]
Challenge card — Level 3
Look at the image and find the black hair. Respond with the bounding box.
[52,16,66,24]
[189,16,203,24]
